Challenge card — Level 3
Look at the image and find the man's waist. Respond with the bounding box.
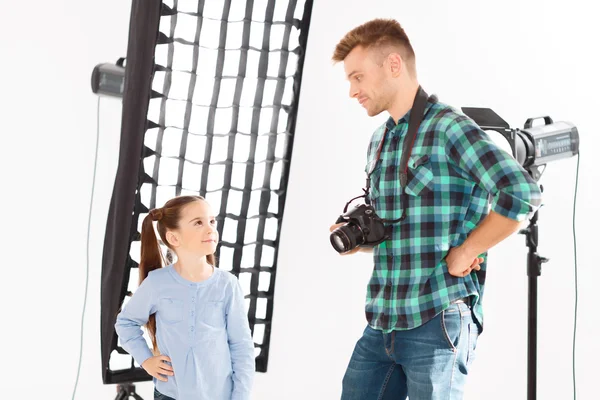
[452,296,471,305]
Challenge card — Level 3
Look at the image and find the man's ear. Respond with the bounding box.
[387,52,403,77]
[165,230,180,248]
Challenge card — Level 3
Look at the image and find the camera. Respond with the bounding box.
[330,203,390,254]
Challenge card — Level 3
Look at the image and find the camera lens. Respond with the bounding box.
[330,223,364,253]
[331,234,348,253]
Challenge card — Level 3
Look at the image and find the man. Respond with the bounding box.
[329,18,542,399]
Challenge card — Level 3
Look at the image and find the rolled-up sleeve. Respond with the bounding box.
[445,115,543,221]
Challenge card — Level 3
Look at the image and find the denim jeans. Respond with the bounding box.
[154,388,176,400]
[341,301,480,400]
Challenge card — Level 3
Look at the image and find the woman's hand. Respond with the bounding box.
[141,355,174,382]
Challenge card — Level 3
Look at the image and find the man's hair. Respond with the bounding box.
[332,18,416,73]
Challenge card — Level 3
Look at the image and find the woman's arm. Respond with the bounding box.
[226,278,255,400]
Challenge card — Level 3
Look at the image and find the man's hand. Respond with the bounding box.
[329,223,364,255]
[329,223,344,232]
[141,355,174,382]
[445,245,484,277]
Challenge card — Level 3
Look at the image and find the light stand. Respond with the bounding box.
[114,383,144,400]
[459,107,578,400]
[519,184,549,400]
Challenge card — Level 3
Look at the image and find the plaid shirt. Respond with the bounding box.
[364,96,542,332]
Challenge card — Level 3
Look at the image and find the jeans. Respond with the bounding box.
[154,388,176,400]
[341,301,480,400]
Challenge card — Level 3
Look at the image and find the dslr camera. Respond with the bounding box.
[330,203,390,254]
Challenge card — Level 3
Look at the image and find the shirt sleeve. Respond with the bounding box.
[114,276,157,367]
[225,276,255,400]
[444,114,543,221]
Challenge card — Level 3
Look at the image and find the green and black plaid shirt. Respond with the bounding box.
[364,95,542,333]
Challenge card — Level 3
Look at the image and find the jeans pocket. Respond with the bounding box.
[440,305,462,351]
[154,388,165,400]
[466,322,479,365]
[154,387,175,400]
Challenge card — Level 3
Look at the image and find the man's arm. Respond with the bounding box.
[443,115,542,276]
[462,210,524,257]
[445,211,523,276]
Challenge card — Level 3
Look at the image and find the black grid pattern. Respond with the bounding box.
[101,0,313,382]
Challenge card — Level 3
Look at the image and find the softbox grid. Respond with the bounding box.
[101,0,313,384]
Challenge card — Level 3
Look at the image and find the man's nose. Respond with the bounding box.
[349,84,359,99]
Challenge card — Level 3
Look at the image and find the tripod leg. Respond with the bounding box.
[114,383,145,400]
[114,386,128,400]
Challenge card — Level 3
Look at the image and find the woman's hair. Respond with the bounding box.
[139,195,216,353]
[332,18,416,74]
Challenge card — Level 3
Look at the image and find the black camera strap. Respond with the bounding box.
[368,85,432,222]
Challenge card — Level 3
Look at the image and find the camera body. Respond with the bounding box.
[330,203,390,253]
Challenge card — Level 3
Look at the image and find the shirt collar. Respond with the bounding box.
[385,96,437,132]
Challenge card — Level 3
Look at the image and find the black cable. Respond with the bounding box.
[572,153,580,400]
[71,96,101,400]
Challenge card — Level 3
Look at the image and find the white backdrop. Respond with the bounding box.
[1,0,598,399]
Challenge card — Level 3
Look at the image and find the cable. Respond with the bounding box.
[71,96,101,400]
[572,153,580,400]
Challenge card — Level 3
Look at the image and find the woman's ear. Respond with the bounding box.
[165,230,180,248]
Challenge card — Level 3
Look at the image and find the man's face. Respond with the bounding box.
[343,45,394,117]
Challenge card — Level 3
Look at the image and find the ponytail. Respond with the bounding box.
[139,210,165,354]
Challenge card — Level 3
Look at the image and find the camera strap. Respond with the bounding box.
[368,85,432,222]
[400,85,430,187]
